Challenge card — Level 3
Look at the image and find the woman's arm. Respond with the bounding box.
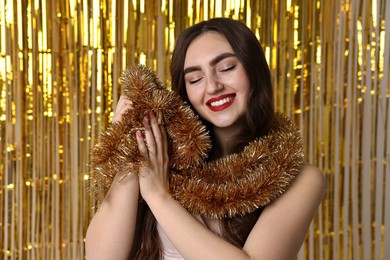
[85,173,140,259]
[146,166,324,260]
[242,164,325,259]
[138,111,325,259]
[85,96,140,260]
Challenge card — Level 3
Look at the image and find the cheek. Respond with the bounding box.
[240,76,251,101]
[186,88,201,106]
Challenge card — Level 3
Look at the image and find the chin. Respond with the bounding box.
[211,120,239,129]
[210,115,245,129]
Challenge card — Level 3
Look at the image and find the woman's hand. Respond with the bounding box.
[111,95,138,183]
[112,95,133,123]
[135,111,170,201]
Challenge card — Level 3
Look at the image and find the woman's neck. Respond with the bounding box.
[211,125,242,158]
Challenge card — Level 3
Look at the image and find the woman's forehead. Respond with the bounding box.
[184,32,234,66]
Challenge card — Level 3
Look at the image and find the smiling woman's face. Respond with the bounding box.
[183,31,251,130]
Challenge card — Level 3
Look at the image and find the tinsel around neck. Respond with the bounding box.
[90,64,304,219]
[170,113,304,219]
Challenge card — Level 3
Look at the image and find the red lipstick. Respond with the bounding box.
[206,94,236,112]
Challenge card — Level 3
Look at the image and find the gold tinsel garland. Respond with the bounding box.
[91,65,304,219]
[90,65,212,202]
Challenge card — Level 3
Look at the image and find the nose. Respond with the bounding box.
[206,75,223,94]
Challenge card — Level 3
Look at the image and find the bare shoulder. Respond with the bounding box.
[295,163,326,197]
[261,163,325,217]
[274,163,325,211]
[299,163,325,182]
[300,163,324,177]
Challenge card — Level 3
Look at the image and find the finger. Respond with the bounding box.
[115,95,132,111]
[149,112,165,157]
[135,130,149,160]
[160,124,169,157]
[112,96,133,123]
[112,106,129,123]
[143,115,157,157]
[149,112,169,175]
[119,95,134,109]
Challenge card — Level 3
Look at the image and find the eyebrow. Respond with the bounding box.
[183,52,236,75]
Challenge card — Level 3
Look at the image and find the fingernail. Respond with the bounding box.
[136,130,143,137]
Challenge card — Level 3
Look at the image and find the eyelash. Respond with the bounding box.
[187,65,236,84]
[219,65,235,72]
[189,78,202,84]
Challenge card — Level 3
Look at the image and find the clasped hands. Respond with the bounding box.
[114,95,170,202]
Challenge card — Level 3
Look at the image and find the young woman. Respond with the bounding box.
[85,18,325,259]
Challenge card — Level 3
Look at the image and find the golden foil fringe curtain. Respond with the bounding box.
[0,0,389,259]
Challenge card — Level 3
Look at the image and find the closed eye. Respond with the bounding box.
[188,77,203,84]
[219,65,236,72]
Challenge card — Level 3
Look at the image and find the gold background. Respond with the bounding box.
[1,0,389,259]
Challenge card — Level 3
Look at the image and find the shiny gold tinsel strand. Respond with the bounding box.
[0,0,389,259]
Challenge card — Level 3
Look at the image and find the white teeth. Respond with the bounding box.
[210,97,232,107]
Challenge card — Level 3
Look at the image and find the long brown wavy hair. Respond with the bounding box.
[131,18,274,259]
